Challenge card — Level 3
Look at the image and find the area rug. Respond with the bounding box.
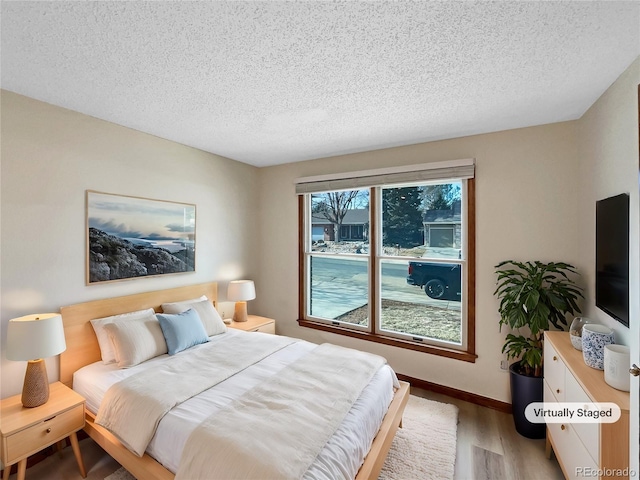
[379,395,458,479]
[105,395,458,480]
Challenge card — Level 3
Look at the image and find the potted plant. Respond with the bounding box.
[494,260,583,438]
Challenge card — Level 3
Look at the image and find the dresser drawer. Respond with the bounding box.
[4,404,84,463]
[544,380,557,404]
[565,369,599,463]
[548,418,598,480]
[544,341,565,402]
[544,332,629,479]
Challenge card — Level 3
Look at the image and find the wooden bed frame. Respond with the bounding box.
[59,282,410,480]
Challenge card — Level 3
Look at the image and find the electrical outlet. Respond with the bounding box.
[218,301,233,320]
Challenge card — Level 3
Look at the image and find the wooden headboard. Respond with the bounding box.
[59,282,218,387]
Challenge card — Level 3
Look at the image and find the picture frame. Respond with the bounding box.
[86,190,196,284]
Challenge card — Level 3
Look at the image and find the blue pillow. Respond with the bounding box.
[157,308,209,355]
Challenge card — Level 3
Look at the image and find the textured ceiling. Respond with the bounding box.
[2,1,639,167]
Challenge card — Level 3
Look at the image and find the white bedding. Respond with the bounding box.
[96,333,299,456]
[74,329,398,479]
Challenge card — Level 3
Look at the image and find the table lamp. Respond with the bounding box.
[6,313,67,407]
[227,280,256,323]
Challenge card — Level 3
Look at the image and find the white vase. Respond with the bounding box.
[604,344,630,391]
[582,324,615,370]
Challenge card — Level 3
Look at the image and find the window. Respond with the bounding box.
[428,226,455,248]
[340,225,364,240]
[297,160,476,362]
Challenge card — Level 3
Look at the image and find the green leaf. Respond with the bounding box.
[494,259,584,376]
[524,289,540,312]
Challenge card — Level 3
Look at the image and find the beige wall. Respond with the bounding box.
[256,121,581,404]
[576,57,639,345]
[0,91,260,398]
[575,56,639,472]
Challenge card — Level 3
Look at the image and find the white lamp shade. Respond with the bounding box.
[6,313,66,361]
[227,280,256,302]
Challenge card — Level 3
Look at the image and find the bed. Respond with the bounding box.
[59,282,410,480]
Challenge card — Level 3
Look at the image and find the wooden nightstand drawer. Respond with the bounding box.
[228,315,275,334]
[252,322,275,334]
[4,404,84,464]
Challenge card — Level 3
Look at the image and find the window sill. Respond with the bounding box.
[297,319,477,363]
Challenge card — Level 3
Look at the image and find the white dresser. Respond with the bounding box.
[544,331,630,480]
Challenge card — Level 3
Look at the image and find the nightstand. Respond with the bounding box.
[1,382,86,480]
[228,315,275,334]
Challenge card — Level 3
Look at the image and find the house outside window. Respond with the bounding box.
[312,208,368,242]
[296,160,476,361]
[423,200,462,249]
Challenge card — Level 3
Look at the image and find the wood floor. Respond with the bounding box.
[413,387,564,480]
[5,387,564,480]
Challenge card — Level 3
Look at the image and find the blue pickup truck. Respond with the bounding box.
[406,262,462,301]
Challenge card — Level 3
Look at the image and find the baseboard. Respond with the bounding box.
[397,373,512,414]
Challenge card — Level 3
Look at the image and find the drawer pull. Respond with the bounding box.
[560,424,566,431]
[46,428,51,434]
[556,389,560,394]
[553,356,557,361]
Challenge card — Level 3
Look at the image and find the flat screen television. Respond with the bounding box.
[595,193,629,327]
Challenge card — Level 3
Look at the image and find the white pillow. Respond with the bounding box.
[177,295,208,303]
[90,308,156,364]
[104,315,168,368]
[161,298,226,336]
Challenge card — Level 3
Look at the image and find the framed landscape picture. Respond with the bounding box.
[86,190,196,284]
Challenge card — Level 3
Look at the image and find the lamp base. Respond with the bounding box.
[233,301,248,322]
[22,359,49,408]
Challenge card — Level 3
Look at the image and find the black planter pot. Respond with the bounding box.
[509,361,545,439]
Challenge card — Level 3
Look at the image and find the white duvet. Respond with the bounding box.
[96,333,299,456]
[74,329,398,479]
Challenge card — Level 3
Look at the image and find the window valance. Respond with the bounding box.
[295,158,475,195]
